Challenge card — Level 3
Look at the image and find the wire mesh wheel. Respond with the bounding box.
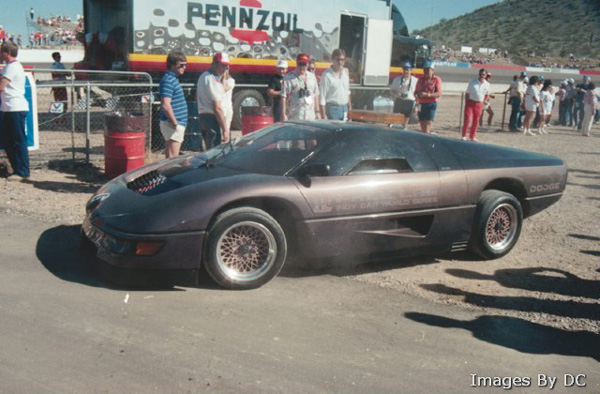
[484,202,519,252]
[215,221,277,282]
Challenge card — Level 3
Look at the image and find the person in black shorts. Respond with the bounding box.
[267,60,288,122]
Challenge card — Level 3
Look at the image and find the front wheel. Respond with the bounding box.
[469,190,523,259]
[204,207,287,290]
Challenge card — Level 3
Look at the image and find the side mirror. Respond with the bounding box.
[297,164,330,178]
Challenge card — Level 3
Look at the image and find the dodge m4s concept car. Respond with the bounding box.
[82,121,567,289]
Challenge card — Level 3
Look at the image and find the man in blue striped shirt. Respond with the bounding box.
[160,51,188,158]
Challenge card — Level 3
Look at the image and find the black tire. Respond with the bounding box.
[469,190,523,259]
[232,89,267,131]
[204,207,287,290]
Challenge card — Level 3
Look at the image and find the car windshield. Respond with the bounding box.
[202,123,333,175]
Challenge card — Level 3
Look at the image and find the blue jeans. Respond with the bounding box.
[325,104,348,120]
[509,97,521,130]
[558,101,567,125]
[574,101,585,129]
[198,114,221,150]
[565,100,574,126]
[1,111,30,178]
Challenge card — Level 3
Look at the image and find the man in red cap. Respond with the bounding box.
[196,52,231,149]
[281,53,320,120]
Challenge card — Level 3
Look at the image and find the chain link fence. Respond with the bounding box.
[3,69,154,170]
[350,87,514,134]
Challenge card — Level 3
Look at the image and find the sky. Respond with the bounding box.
[0,0,502,40]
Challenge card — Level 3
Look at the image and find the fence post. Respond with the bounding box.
[86,82,91,165]
[70,70,76,161]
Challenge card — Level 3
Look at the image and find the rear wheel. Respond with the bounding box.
[204,207,287,289]
[470,190,523,259]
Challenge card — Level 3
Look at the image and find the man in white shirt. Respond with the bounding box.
[281,53,320,121]
[319,49,351,120]
[390,62,419,128]
[0,41,30,181]
[196,52,230,149]
[461,68,490,142]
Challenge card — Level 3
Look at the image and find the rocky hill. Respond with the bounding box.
[414,0,600,60]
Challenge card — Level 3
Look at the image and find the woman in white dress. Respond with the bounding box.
[538,79,554,135]
[523,76,541,136]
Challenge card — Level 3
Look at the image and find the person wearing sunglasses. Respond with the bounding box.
[159,51,188,158]
[281,53,320,120]
[319,48,351,121]
[390,61,418,128]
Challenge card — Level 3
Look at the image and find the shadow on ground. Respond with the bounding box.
[420,265,600,321]
[36,224,219,291]
[405,312,600,362]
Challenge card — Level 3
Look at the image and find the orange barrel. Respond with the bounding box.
[242,106,274,135]
[104,114,147,178]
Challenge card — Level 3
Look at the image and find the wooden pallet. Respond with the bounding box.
[348,110,405,126]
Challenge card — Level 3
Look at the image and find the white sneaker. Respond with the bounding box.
[461,136,467,141]
[524,130,535,136]
[6,174,25,182]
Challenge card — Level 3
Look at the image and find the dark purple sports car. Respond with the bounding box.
[82,121,567,289]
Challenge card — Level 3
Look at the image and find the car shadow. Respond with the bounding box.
[36,224,196,291]
[280,254,440,279]
[404,312,600,362]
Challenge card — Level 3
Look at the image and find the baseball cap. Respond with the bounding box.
[539,75,545,80]
[402,62,412,69]
[583,75,590,80]
[296,53,310,64]
[520,71,527,77]
[423,61,434,69]
[213,52,230,65]
[277,60,288,69]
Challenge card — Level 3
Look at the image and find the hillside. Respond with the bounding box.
[414,0,600,61]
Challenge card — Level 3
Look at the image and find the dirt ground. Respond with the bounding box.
[1,94,598,334]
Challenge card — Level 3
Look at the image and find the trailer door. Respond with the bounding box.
[363,19,393,86]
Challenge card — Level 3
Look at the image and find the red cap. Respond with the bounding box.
[213,52,230,65]
[296,53,310,64]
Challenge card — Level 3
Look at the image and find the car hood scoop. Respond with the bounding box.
[126,158,245,196]
[127,170,171,195]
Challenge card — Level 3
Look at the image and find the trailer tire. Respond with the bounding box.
[232,89,267,131]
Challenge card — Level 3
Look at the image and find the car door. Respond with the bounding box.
[292,130,447,259]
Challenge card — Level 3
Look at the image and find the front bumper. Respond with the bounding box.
[82,217,206,270]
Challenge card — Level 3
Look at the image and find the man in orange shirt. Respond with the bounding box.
[415,61,443,133]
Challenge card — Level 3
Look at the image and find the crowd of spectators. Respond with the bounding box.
[527,55,599,70]
[432,45,599,70]
[0,13,84,48]
[27,14,84,48]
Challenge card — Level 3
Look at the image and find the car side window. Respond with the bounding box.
[307,131,437,176]
[348,158,413,175]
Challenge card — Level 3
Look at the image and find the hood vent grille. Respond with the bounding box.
[127,170,167,194]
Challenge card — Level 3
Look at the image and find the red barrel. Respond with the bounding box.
[104,114,146,178]
[242,106,274,135]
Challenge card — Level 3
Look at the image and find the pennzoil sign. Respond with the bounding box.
[186,2,301,34]
[132,0,390,60]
